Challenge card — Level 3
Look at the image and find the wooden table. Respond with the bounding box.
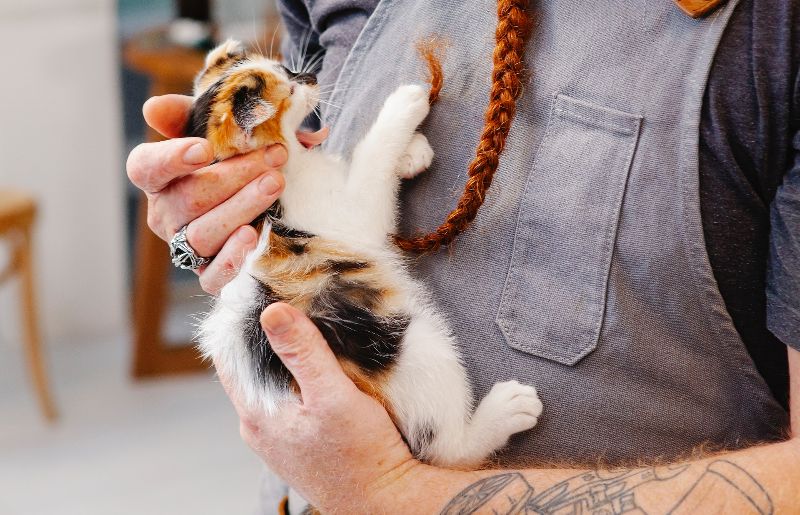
[124,30,207,378]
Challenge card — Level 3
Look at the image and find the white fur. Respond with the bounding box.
[396,132,435,179]
[197,62,542,467]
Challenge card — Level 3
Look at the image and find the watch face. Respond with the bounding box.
[674,0,727,18]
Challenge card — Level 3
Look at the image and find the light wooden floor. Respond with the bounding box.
[0,334,265,515]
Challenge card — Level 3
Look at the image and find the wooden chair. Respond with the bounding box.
[0,189,57,421]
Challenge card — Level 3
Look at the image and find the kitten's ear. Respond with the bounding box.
[204,39,247,69]
[195,39,247,95]
[232,87,276,136]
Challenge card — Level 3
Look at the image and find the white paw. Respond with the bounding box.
[396,133,434,179]
[473,380,543,440]
[382,84,431,129]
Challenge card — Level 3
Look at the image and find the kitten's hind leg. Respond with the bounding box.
[385,312,543,470]
[345,85,430,237]
[421,381,543,470]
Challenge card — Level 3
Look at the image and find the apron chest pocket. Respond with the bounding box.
[496,94,642,365]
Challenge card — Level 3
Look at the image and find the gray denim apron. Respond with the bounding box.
[320,1,788,467]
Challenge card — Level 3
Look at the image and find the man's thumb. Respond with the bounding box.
[261,303,351,401]
[142,94,193,138]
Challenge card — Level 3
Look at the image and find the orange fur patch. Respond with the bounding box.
[205,69,290,160]
[252,233,403,319]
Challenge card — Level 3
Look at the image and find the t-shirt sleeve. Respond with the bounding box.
[276,0,378,88]
[276,1,323,68]
[767,118,800,350]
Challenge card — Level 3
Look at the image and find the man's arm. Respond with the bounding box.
[222,304,799,514]
[381,350,800,514]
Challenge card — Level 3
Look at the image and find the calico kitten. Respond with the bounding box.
[194,40,543,468]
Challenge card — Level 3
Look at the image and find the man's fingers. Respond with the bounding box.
[143,94,194,138]
[187,170,284,258]
[147,145,288,240]
[176,144,287,215]
[296,126,330,149]
[127,137,213,193]
[261,303,354,403]
[198,225,259,295]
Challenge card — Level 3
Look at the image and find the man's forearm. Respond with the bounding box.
[374,438,799,514]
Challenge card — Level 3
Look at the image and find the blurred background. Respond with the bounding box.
[0,1,283,513]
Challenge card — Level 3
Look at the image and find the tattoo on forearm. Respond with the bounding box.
[440,460,772,515]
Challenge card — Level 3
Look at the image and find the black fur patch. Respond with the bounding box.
[186,80,222,138]
[232,76,266,131]
[242,280,292,387]
[261,202,315,239]
[243,276,407,386]
[250,204,315,240]
[326,260,369,274]
[309,277,407,372]
[271,222,315,240]
[414,423,436,456]
[287,241,308,255]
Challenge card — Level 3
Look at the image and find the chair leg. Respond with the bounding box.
[18,226,58,421]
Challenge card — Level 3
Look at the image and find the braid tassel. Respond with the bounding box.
[395,0,533,253]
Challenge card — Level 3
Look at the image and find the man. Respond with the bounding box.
[127,0,800,512]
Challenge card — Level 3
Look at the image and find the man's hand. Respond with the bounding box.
[217,303,419,513]
[126,94,328,295]
[216,330,800,514]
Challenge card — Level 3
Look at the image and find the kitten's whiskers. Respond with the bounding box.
[268,22,280,58]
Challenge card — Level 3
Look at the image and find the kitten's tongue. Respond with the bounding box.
[296,127,330,149]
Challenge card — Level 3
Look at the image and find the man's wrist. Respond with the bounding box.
[363,460,478,514]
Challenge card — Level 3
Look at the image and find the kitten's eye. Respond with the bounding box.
[290,84,296,95]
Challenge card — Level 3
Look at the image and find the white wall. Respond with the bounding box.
[0,0,127,346]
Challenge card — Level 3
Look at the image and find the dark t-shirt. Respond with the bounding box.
[700,0,799,407]
[278,0,800,407]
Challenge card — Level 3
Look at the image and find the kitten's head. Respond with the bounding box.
[187,39,319,160]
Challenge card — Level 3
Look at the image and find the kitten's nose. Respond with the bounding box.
[282,65,318,86]
[293,73,317,86]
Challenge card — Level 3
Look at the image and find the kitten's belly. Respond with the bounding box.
[197,247,414,413]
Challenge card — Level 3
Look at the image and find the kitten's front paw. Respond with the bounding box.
[474,380,543,440]
[383,85,431,129]
[397,133,434,179]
